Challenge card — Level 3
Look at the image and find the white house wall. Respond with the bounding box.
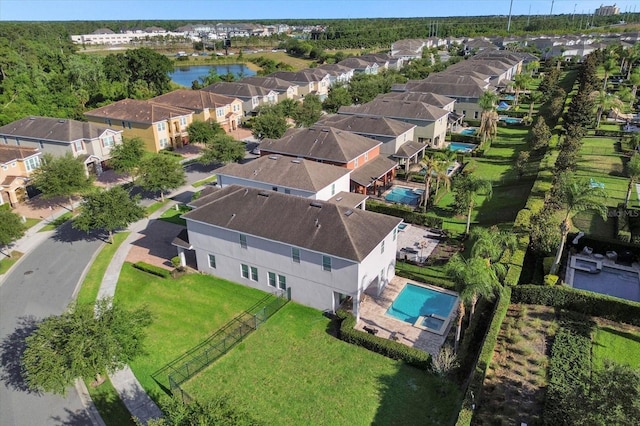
[187,219,361,312]
[315,173,351,201]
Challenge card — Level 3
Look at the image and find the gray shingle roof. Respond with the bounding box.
[338,99,449,122]
[393,141,428,158]
[239,76,299,93]
[216,154,351,191]
[395,76,490,99]
[0,116,117,142]
[378,91,456,109]
[84,99,193,124]
[317,114,415,137]
[349,155,398,187]
[183,185,401,262]
[259,126,381,164]
[201,82,273,99]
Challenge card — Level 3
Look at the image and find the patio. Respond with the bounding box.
[395,223,441,264]
[357,276,457,357]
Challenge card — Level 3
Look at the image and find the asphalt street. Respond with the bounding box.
[0,222,104,426]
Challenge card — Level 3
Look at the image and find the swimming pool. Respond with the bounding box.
[499,117,523,124]
[568,255,640,302]
[385,186,424,206]
[386,284,457,334]
[460,128,477,136]
[449,142,478,152]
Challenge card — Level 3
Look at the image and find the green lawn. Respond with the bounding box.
[191,175,217,188]
[84,378,136,426]
[0,251,23,274]
[182,303,461,425]
[114,264,269,399]
[24,217,41,229]
[38,211,73,232]
[75,232,130,305]
[145,200,169,216]
[158,206,188,226]
[592,326,640,370]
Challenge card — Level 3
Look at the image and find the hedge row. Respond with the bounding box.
[594,129,626,137]
[544,314,593,425]
[511,285,640,326]
[455,287,512,426]
[366,200,444,228]
[336,310,431,370]
[133,261,171,278]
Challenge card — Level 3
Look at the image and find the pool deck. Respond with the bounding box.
[356,276,458,357]
[565,253,640,288]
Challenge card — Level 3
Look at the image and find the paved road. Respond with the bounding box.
[0,223,104,426]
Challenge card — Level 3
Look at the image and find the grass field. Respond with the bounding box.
[183,302,461,425]
[38,211,74,232]
[114,264,269,399]
[158,207,187,226]
[592,325,640,370]
[0,251,23,274]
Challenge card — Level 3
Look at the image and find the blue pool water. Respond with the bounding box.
[398,223,408,230]
[573,266,640,302]
[385,186,424,206]
[386,284,457,324]
[500,117,523,124]
[449,142,478,152]
[460,128,477,136]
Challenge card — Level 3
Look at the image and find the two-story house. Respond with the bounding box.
[201,82,278,115]
[238,76,300,102]
[0,146,41,206]
[338,99,450,148]
[151,90,243,133]
[0,116,122,175]
[178,185,402,319]
[270,71,331,100]
[337,57,380,75]
[259,126,398,196]
[84,99,193,153]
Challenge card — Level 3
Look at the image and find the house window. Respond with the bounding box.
[241,263,249,279]
[180,117,187,126]
[250,266,258,281]
[268,272,276,287]
[278,274,287,290]
[122,121,126,128]
[208,254,216,268]
[393,227,397,241]
[1,165,7,171]
[474,111,479,119]
[364,152,369,161]
[103,136,115,147]
[353,158,358,168]
[272,186,278,192]
[331,183,335,196]
[73,140,84,152]
[105,119,112,126]
[159,138,169,148]
[216,108,224,118]
[24,156,40,172]
[15,139,20,146]
[381,240,385,254]
[157,122,166,132]
[292,247,300,263]
[380,268,385,281]
[240,234,247,249]
[284,188,291,194]
[39,141,44,149]
[3,137,7,144]
[322,255,331,271]
[127,122,132,129]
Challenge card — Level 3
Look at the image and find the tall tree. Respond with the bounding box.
[478,90,499,143]
[104,48,173,97]
[250,111,289,140]
[419,154,439,212]
[626,153,640,207]
[138,154,186,202]
[590,90,623,128]
[529,116,551,152]
[108,137,146,183]
[469,225,517,282]
[445,254,500,352]
[186,120,224,144]
[294,94,322,127]
[515,150,530,179]
[72,186,145,243]
[550,174,608,274]
[29,153,93,212]
[22,298,152,395]
[453,173,493,235]
[322,85,352,113]
[512,73,531,106]
[601,57,618,90]
[0,210,25,257]
[199,134,246,165]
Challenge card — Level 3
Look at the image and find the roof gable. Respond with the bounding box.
[0,116,119,143]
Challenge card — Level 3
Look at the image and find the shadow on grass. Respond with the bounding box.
[597,326,640,346]
[0,315,41,393]
[50,220,106,244]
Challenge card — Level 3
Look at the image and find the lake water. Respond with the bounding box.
[169,64,256,87]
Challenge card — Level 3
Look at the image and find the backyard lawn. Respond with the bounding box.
[114,264,269,399]
[592,322,640,370]
[182,302,461,425]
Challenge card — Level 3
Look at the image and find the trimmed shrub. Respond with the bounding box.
[504,265,522,286]
[542,257,555,275]
[617,230,631,243]
[514,208,532,231]
[512,285,640,326]
[366,200,444,228]
[133,261,171,278]
[336,310,431,370]
[543,274,559,286]
[455,287,511,426]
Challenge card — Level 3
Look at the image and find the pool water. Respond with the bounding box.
[398,223,408,230]
[500,117,523,124]
[421,315,445,329]
[449,142,478,152]
[385,186,423,206]
[386,284,457,324]
[573,266,640,302]
[460,128,477,136]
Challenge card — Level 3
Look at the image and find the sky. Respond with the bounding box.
[1,0,638,21]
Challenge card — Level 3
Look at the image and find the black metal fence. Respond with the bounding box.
[152,289,289,395]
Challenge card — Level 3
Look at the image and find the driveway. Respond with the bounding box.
[0,223,104,425]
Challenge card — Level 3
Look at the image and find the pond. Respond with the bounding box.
[169,64,256,87]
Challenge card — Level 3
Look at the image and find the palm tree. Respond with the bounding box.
[433,159,452,197]
[590,90,623,128]
[445,253,500,352]
[512,73,531,106]
[525,60,540,76]
[478,90,499,143]
[470,226,517,281]
[626,153,640,207]
[550,174,608,274]
[602,57,618,90]
[419,154,439,212]
[454,174,493,235]
[628,68,640,101]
